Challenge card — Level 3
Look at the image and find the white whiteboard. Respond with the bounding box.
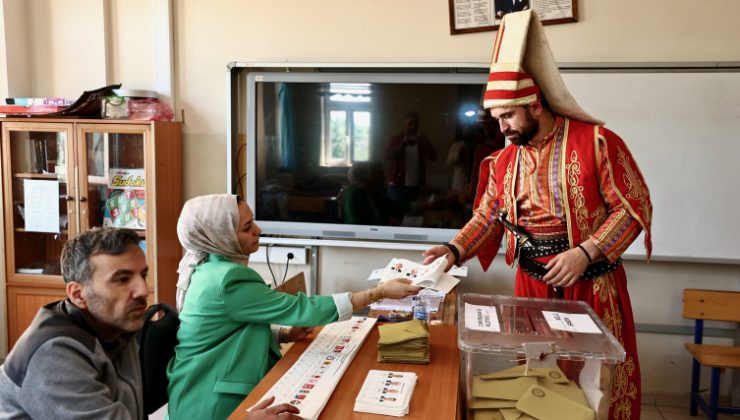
[561,69,740,263]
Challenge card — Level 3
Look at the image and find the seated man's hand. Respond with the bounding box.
[245,396,300,419]
[282,326,313,343]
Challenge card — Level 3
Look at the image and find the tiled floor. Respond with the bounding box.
[642,393,739,419]
[641,403,738,419]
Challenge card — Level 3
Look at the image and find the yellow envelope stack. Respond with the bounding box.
[377,320,430,364]
[470,365,595,420]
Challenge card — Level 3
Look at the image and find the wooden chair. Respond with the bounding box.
[275,271,307,295]
[274,272,308,354]
[683,289,740,419]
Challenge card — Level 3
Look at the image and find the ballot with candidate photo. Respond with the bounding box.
[380,256,460,294]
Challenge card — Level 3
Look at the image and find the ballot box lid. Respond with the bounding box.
[458,294,626,363]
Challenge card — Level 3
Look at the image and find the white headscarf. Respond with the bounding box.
[175,194,250,311]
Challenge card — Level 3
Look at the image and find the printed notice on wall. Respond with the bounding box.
[449,0,577,35]
[24,179,60,233]
[464,303,500,332]
[453,0,495,30]
[542,311,601,334]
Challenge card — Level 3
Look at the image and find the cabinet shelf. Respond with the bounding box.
[14,228,68,235]
[13,172,66,180]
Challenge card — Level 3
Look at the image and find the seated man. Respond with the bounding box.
[0,228,299,420]
[0,228,148,418]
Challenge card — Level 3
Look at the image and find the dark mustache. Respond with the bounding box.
[127,298,148,312]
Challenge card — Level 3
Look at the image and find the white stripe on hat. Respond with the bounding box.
[483,94,539,109]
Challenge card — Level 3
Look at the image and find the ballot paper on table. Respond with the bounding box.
[354,370,417,417]
[370,288,445,313]
[373,256,461,294]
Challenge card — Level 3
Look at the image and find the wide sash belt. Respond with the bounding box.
[517,237,622,281]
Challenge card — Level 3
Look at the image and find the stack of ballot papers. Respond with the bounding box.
[469,364,596,420]
[354,370,417,417]
[370,288,445,314]
[377,320,429,364]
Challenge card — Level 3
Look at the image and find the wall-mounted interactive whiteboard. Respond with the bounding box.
[229,63,740,263]
[561,68,740,263]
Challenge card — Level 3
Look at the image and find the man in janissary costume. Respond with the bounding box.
[424,10,652,420]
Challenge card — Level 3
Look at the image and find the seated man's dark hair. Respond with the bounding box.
[60,227,142,285]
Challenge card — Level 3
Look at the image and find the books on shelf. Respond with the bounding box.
[1,84,120,117]
[0,97,72,115]
[6,97,72,106]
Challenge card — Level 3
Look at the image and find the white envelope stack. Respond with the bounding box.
[353,370,417,417]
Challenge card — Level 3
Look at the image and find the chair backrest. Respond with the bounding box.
[138,303,179,415]
[682,289,740,322]
[275,272,308,295]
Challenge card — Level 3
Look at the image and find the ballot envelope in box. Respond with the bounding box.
[458,294,625,420]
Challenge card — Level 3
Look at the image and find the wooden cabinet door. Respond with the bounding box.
[6,285,67,349]
[1,122,75,285]
[75,123,151,283]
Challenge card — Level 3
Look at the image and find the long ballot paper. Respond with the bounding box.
[250,317,376,420]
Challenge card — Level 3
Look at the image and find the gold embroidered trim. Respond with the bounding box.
[560,120,574,248]
[503,159,515,262]
[591,207,607,234]
[611,356,639,420]
[593,271,639,420]
[617,148,652,226]
[566,150,591,239]
[598,134,652,260]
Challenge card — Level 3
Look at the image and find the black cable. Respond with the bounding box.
[265,245,278,288]
[280,252,295,286]
[233,143,247,194]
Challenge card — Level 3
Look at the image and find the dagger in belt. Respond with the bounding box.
[497,209,561,293]
[497,210,534,249]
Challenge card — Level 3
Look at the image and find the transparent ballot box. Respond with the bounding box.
[458,294,625,420]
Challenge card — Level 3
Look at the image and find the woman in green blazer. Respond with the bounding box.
[166,194,421,420]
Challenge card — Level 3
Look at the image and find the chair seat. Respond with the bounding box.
[685,343,740,369]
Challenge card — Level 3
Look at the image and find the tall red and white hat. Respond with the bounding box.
[483,10,603,125]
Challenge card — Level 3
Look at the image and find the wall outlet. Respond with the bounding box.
[251,246,307,265]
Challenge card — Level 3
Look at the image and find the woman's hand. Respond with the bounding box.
[379,278,423,299]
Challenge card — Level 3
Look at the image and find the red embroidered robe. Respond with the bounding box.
[451,117,652,420]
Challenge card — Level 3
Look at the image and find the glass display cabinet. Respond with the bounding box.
[1,118,182,349]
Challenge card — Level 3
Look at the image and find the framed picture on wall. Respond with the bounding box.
[448,0,577,35]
